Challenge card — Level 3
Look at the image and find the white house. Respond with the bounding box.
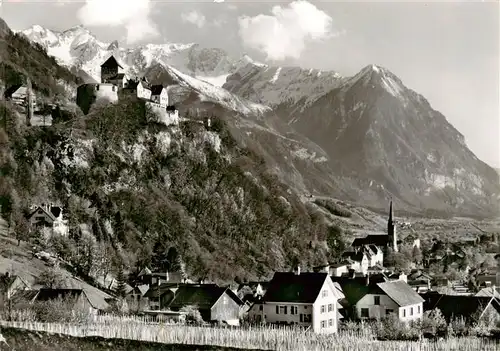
[150,85,168,108]
[28,204,69,236]
[365,245,384,267]
[4,84,38,109]
[337,277,424,321]
[137,79,152,100]
[248,270,345,334]
[342,251,369,275]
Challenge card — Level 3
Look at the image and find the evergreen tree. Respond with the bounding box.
[115,266,127,298]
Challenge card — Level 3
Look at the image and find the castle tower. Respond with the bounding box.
[388,200,398,252]
[100,55,124,84]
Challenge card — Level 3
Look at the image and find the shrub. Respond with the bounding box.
[420,308,447,337]
[180,305,204,325]
[314,199,352,218]
[33,296,93,323]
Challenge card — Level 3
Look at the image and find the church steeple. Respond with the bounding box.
[388,200,398,252]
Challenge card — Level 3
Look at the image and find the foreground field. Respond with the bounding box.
[0,321,498,351]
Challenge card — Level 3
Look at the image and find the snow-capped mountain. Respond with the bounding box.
[224,63,500,216]
[20,24,259,85]
[18,23,500,217]
[223,64,343,108]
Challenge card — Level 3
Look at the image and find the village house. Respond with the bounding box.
[143,283,180,310]
[150,85,169,108]
[28,203,68,236]
[166,284,244,325]
[126,284,150,312]
[420,292,500,324]
[406,270,432,293]
[342,252,369,275]
[248,269,345,334]
[137,267,187,287]
[333,276,424,321]
[0,272,30,299]
[4,84,37,108]
[236,282,269,304]
[313,263,349,277]
[32,288,108,315]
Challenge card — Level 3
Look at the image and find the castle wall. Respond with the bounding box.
[76,83,118,115]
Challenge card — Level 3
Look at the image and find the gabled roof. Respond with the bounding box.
[11,289,39,303]
[35,288,108,310]
[150,85,165,95]
[28,206,57,221]
[377,280,424,307]
[421,292,500,321]
[138,267,152,277]
[342,251,367,262]
[101,55,123,69]
[35,288,84,302]
[352,235,389,247]
[262,272,332,304]
[4,84,23,99]
[167,284,243,310]
[237,281,269,293]
[143,283,179,299]
[108,73,127,80]
[0,274,29,292]
[331,277,379,305]
[475,287,500,298]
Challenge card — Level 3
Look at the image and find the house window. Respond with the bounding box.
[374,296,380,305]
[276,306,279,314]
[301,314,311,323]
[291,306,298,315]
[410,307,413,316]
[259,305,263,311]
[418,305,421,314]
[328,319,333,327]
[112,86,116,91]
[321,320,326,328]
[279,306,287,314]
[328,304,333,312]
[320,305,326,313]
[386,309,394,315]
[322,290,328,297]
[403,309,406,317]
[361,308,369,318]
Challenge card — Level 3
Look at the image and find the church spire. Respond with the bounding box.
[387,199,398,252]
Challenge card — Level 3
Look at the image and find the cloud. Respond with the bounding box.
[77,0,158,44]
[181,10,207,29]
[238,0,338,61]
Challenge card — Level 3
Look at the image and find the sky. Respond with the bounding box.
[1,0,499,168]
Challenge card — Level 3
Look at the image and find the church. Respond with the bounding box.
[351,200,398,254]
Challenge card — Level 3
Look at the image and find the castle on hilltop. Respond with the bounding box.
[76,55,178,121]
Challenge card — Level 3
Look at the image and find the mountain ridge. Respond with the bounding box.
[17,23,500,218]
